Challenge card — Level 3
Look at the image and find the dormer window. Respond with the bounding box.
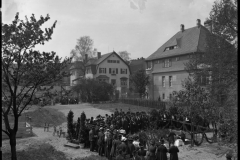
[164,45,178,51]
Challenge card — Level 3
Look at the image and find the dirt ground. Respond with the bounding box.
[2,103,235,160]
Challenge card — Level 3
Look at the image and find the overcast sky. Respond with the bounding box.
[2,0,215,59]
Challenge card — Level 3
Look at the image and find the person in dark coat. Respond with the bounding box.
[138,144,147,160]
[98,127,105,156]
[168,143,179,160]
[113,134,122,157]
[105,132,113,159]
[89,127,94,151]
[128,137,136,158]
[146,140,156,160]
[168,129,176,148]
[117,137,128,158]
[156,140,168,160]
[116,149,125,160]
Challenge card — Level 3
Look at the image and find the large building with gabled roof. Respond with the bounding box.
[146,19,212,101]
[85,51,131,96]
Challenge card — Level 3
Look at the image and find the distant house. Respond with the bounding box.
[85,51,131,96]
[145,19,212,101]
[69,61,84,86]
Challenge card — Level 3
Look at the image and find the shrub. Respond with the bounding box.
[67,110,74,140]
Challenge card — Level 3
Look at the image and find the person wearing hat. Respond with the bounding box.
[89,126,94,152]
[133,135,140,149]
[138,143,147,160]
[156,139,168,160]
[146,140,157,160]
[105,130,113,160]
[168,143,179,160]
[117,137,128,158]
[167,129,176,148]
[128,137,136,158]
[114,134,123,157]
[98,127,105,156]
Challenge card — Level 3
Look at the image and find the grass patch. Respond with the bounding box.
[22,108,66,127]
[2,143,69,160]
[92,102,152,113]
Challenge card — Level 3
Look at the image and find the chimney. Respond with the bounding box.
[97,52,101,59]
[204,20,212,33]
[196,19,201,27]
[180,24,184,32]
[85,54,88,61]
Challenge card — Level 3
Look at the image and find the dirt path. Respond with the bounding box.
[2,103,234,160]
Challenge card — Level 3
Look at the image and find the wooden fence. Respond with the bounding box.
[2,122,33,140]
[120,98,166,110]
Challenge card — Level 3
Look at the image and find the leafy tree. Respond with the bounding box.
[130,69,150,98]
[185,0,237,143]
[67,110,74,140]
[118,51,131,64]
[172,77,218,146]
[79,111,86,143]
[70,36,94,75]
[208,0,237,44]
[2,13,70,160]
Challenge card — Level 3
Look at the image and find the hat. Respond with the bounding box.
[119,129,126,134]
[99,127,103,130]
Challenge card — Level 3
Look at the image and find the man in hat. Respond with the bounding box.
[167,129,176,148]
[128,137,136,158]
[98,127,105,156]
[89,126,94,151]
[117,137,128,158]
[168,143,179,160]
[116,149,124,160]
[138,143,147,160]
[156,139,168,160]
[146,140,156,160]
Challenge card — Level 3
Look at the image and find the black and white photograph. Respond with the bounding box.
[2,0,237,160]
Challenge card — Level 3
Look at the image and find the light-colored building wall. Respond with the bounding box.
[152,71,189,100]
[148,54,191,100]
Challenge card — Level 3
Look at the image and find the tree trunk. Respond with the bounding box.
[10,132,17,160]
[191,122,194,147]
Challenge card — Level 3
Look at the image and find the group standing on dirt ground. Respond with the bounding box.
[85,109,193,160]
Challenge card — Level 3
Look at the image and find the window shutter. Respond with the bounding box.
[169,59,172,67]
[104,68,106,73]
[109,68,111,74]
[99,68,101,73]
[116,68,118,74]
[126,69,127,74]
[162,60,165,68]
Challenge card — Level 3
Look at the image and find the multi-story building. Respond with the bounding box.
[85,51,131,95]
[146,19,212,101]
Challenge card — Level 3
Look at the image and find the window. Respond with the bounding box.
[169,93,172,100]
[162,76,165,87]
[121,69,127,74]
[108,60,120,63]
[176,57,180,61]
[121,79,127,86]
[164,45,178,51]
[111,79,116,86]
[147,61,152,69]
[109,68,118,74]
[162,93,165,100]
[99,68,106,74]
[163,59,172,68]
[169,76,172,87]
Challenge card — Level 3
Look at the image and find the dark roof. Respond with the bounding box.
[86,52,112,66]
[146,25,211,61]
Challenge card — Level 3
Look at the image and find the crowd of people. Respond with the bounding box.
[85,109,189,160]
